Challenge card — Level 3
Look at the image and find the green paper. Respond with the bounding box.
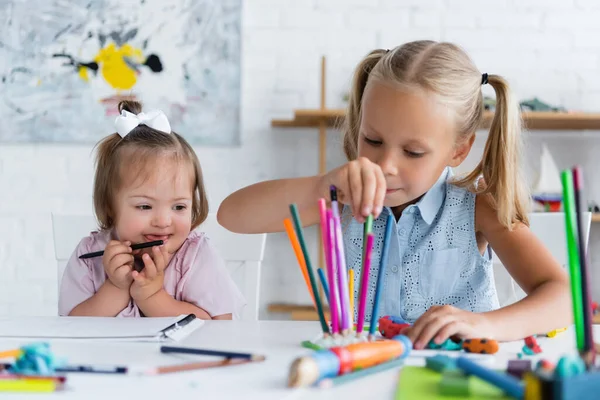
[396,366,512,400]
[561,171,585,351]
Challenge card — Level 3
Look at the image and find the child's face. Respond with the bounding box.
[113,157,195,256]
[358,81,473,208]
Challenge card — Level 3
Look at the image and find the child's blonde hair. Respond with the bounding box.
[342,40,529,228]
[93,100,209,231]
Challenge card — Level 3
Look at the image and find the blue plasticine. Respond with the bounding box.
[456,356,524,399]
[554,355,586,378]
[425,355,457,373]
[9,342,64,375]
[427,338,463,351]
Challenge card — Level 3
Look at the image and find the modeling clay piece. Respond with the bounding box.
[523,336,542,354]
[426,338,463,351]
[547,327,567,338]
[507,359,532,379]
[425,355,457,373]
[554,355,586,378]
[462,338,499,354]
[536,359,554,372]
[378,316,410,339]
[439,369,470,396]
[9,343,62,375]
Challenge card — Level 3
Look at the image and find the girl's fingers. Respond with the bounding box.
[374,166,387,217]
[110,254,134,272]
[434,321,462,344]
[152,246,166,272]
[360,164,377,218]
[142,253,157,279]
[158,245,169,271]
[347,161,363,222]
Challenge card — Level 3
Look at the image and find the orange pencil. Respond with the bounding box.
[0,350,21,359]
[284,218,316,308]
[145,358,256,375]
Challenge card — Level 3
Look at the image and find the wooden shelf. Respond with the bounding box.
[272,109,600,131]
[592,213,600,223]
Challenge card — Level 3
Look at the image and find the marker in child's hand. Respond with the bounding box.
[78,240,164,259]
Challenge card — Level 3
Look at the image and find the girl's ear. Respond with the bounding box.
[448,134,475,167]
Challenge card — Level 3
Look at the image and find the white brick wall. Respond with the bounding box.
[3,0,600,317]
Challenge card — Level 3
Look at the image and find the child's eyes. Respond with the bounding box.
[363,136,382,146]
[136,205,151,210]
[173,205,187,211]
[404,150,425,158]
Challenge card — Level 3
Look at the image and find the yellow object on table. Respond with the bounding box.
[547,327,567,338]
[0,349,22,359]
[0,378,59,393]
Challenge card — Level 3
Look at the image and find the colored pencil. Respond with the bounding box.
[289,204,330,335]
[572,166,595,362]
[56,365,127,374]
[349,269,355,325]
[0,350,21,359]
[317,268,330,304]
[319,199,338,334]
[325,209,340,334]
[79,240,164,259]
[357,233,375,334]
[160,346,266,361]
[330,186,351,333]
[145,358,255,375]
[561,170,585,351]
[369,214,394,338]
[284,218,316,308]
[317,358,404,388]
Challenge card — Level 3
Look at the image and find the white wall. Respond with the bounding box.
[3,0,600,317]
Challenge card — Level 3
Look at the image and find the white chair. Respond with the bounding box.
[493,212,592,306]
[51,214,266,321]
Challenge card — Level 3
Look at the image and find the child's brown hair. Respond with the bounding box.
[93,100,208,230]
[342,40,529,229]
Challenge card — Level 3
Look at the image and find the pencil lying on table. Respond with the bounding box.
[160,346,266,361]
[79,240,164,259]
[145,358,254,375]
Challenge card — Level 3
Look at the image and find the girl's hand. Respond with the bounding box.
[102,240,134,290]
[130,245,168,302]
[323,157,386,222]
[403,305,495,350]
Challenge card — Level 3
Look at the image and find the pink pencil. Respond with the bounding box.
[318,199,338,333]
[326,209,340,334]
[330,186,351,332]
[356,233,374,334]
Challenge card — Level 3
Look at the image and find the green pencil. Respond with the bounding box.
[289,204,330,335]
[561,170,585,351]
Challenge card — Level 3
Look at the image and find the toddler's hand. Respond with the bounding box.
[323,157,386,222]
[102,240,134,291]
[130,245,168,302]
[403,305,494,350]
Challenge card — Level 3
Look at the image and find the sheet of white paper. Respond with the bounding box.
[0,315,203,341]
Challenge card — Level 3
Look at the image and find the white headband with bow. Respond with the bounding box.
[115,109,172,137]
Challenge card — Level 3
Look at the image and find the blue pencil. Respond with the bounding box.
[317,268,331,304]
[369,214,394,338]
[456,357,524,399]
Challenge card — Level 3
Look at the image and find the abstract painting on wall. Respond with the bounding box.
[0,0,241,145]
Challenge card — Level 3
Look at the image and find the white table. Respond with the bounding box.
[0,320,592,399]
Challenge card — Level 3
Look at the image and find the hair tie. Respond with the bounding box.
[481,73,489,85]
[114,109,172,137]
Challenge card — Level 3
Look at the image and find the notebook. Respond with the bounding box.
[0,314,203,342]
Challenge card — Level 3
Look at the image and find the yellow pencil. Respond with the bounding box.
[349,269,354,326]
[0,379,58,392]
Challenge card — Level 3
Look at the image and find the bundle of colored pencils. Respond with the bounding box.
[561,166,596,367]
[284,186,395,341]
